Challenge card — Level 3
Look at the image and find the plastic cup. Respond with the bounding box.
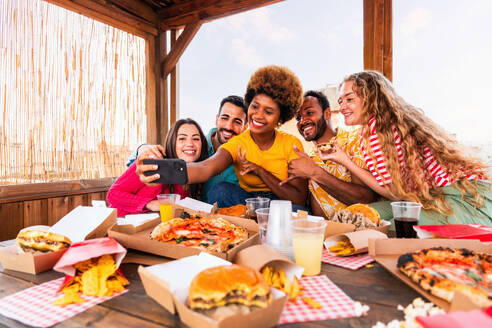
[292,219,327,276]
[157,194,180,222]
[266,200,293,259]
[245,197,270,222]
[391,201,422,238]
[255,208,270,244]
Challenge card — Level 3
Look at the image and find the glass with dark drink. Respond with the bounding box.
[391,202,422,238]
[245,197,270,223]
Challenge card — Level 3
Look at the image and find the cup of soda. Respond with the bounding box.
[391,202,422,238]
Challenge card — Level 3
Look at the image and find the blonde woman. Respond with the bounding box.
[322,70,491,225]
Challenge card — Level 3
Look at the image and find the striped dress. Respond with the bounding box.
[360,117,480,189]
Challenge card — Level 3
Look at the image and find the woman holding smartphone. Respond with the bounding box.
[137,66,308,211]
[107,118,208,216]
[322,70,491,225]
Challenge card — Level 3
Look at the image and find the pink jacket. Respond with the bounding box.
[107,163,189,217]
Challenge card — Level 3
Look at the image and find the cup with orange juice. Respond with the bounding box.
[292,219,327,276]
[157,194,180,222]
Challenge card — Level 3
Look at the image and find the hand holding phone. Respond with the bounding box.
[142,159,188,185]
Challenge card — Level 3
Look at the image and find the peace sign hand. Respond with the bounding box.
[238,145,260,176]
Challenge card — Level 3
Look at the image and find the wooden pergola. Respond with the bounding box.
[0,0,392,240]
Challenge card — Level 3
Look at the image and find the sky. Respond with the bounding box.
[178,0,492,145]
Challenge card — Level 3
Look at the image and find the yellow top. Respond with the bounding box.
[221,129,304,192]
[309,128,367,214]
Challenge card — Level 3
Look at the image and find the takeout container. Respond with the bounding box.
[322,219,391,238]
[368,238,492,312]
[414,224,492,242]
[138,251,288,328]
[324,229,387,256]
[107,205,259,261]
[0,206,116,274]
[115,213,161,234]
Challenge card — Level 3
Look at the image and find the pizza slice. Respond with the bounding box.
[397,247,492,308]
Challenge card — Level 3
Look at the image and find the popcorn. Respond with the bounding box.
[354,301,370,316]
[371,297,444,328]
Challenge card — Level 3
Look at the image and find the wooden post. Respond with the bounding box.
[157,30,169,144]
[363,0,392,81]
[145,33,158,144]
[170,29,179,125]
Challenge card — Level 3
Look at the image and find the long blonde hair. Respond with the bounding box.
[343,70,490,216]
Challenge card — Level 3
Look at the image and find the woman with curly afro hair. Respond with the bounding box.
[322,70,492,226]
[137,65,309,212]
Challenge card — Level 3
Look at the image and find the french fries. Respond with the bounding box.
[328,239,355,256]
[261,266,321,309]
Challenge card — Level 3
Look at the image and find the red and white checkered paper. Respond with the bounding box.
[321,249,374,270]
[278,275,357,324]
[0,277,128,328]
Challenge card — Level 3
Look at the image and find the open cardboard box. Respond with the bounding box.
[138,251,288,328]
[324,229,387,256]
[115,213,161,234]
[108,205,259,261]
[0,206,116,274]
[368,238,492,312]
[322,219,391,238]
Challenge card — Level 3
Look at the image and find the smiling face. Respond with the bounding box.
[175,124,202,162]
[296,96,328,141]
[338,80,365,126]
[215,102,246,144]
[247,94,281,134]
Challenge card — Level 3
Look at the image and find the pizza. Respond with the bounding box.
[397,247,492,307]
[150,215,248,253]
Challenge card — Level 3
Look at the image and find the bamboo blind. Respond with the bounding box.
[0,0,147,184]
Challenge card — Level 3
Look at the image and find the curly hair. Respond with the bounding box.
[244,65,303,124]
[342,70,490,217]
[165,118,208,200]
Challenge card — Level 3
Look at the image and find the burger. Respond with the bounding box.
[188,265,271,310]
[316,138,336,153]
[16,230,72,253]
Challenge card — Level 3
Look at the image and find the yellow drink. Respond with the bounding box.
[159,203,173,222]
[292,233,324,276]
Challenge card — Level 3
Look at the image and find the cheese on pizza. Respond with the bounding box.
[150,215,248,253]
[397,247,492,307]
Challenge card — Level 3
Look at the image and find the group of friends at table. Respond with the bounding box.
[106,66,492,227]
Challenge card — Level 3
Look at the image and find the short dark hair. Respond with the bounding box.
[219,95,247,115]
[304,90,330,113]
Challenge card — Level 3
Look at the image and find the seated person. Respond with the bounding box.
[125,95,247,203]
[281,90,376,217]
[107,118,208,217]
[324,70,492,226]
[136,65,309,212]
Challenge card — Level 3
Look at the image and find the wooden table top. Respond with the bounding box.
[0,244,421,328]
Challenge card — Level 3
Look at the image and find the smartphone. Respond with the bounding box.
[142,158,188,185]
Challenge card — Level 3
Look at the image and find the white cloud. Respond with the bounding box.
[401,8,432,36]
[229,38,263,69]
[214,7,294,42]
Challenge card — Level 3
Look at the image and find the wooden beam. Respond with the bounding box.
[159,0,283,30]
[106,0,158,24]
[170,30,179,125]
[145,33,158,144]
[161,22,202,78]
[44,0,158,37]
[363,0,392,81]
[157,30,169,144]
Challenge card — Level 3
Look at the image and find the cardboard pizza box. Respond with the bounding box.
[108,205,260,261]
[0,206,116,275]
[368,238,492,312]
[138,252,287,328]
[324,230,387,256]
[115,213,160,234]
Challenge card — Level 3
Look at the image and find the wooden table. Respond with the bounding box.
[0,243,421,327]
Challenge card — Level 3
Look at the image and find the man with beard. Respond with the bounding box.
[280,91,376,217]
[127,95,247,202]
